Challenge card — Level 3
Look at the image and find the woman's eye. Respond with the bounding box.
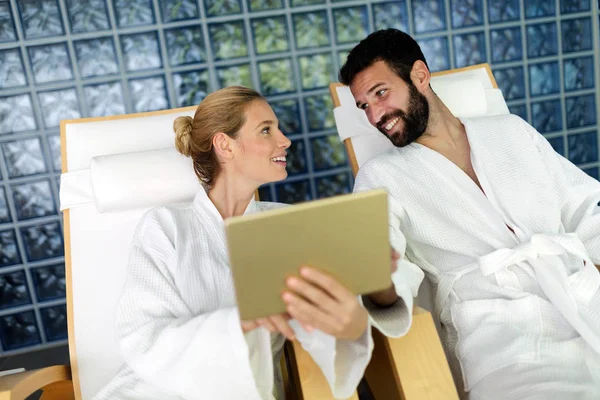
[261,127,270,134]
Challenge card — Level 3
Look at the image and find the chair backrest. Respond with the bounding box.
[330,64,509,175]
[59,107,202,399]
[329,64,509,312]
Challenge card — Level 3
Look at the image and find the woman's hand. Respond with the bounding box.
[282,267,368,341]
[241,314,296,341]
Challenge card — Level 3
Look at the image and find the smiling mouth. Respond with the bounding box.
[271,156,287,164]
[384,117,400,131]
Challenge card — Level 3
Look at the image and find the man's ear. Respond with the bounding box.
[212,132,234,160]
[410,60,431,91]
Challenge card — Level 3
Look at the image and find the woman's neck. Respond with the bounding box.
[208,173,256,219]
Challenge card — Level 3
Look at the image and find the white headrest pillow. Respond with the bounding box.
[90,147,202,213]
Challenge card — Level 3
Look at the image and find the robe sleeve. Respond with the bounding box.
[115,209,265,400]
[354,166,425,337]
[289,319,373,399]
[519,118,600,263]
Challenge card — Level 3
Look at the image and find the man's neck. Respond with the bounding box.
[415,96,466,151]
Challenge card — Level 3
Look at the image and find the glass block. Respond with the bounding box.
[490,27,522,63]
[338,50,350,68]
[565,94,596,129]
[564,57,594,92]
[121,32,162,71]
[275,179,312,204]
[0,271,31,310]
[304,94,334,131]
[568,131,598,165]
[28,43,73,84]
[412,0,446,33]
[0,188,11,223]
[531,99,562,134]
[311,135,348,170]
[66,0,110,33]
[12,180,56,220]
[560,0,590,14]
[114,0,155,27]
[509,103,528,121]
[46,135,61,172]
[285,140,308,175]
[173,70,209,107]
[272,99,302,135]
[31,265,65,302]
[525,0,555,18]
[0,229,21,267]
[248,0,283,11]
[453,32,486,68]
[204,0,241,17]
[526,23,558,58]
[259,59,295,96]
[373,1,408,32]
[2,138,47,178]
[257,185,273,202]
[562,18,593,54]
[159,0,198,22]
[529,62,560,97]
[0,2,17,42]
[0,94,36,135]
[17,0,63,39]
[129,76,168,112]
[74,37,118,78]
[84,82,126,117]
[451,0,484,28]
[20,222,64,262]
[583,166,599,180]
[0,48,26,89]
[209,22,248,60]
[291,0,325,5]
[0,311,41,350]
[299,53,334,90]
[293,12,329,49]
[419,37,450,72]
[40,304,67,341]
[493,67,525,100]
[333,6,369,45]
[165,26,205,66]
[488,0,520,23]
[315,172,351,198]
[547,136,565,156]
[39,88,81,128]
[252,17,289,54]
[216,64,252,88]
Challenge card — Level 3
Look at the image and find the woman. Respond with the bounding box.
[94,86,395,400]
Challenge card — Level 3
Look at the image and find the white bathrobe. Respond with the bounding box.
[354,114,600,400]
[92,189,374,400]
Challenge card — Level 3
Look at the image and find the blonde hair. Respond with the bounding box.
[173,86,264,188]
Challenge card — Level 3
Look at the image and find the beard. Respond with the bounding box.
[376,83,429,147]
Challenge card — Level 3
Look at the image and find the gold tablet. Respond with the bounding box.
[225,189,391,320]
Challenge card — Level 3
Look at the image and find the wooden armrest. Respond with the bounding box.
[365,307,459,400]
[0,365,74,400]
[282,340,358,400]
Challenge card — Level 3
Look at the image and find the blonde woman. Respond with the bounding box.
[94,87,403,400]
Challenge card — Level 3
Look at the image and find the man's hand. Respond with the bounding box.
[366,248,400,307]
[241,314,296,340]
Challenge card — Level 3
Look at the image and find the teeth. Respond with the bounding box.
[385,117,400,131]
[271,156,286,162]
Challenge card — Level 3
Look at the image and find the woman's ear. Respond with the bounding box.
[212,132,234,160]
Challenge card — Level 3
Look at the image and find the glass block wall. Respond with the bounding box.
[0,0,598,355]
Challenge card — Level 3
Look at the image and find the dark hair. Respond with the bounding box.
[339,29,428,86]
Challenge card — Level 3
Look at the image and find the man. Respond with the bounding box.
[340,29,600,400]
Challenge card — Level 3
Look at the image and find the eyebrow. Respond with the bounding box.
[355,83,386,107]
[255,120,276,130]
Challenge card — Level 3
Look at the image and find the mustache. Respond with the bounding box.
[377,110,406,131]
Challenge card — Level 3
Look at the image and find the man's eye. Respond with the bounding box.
[376,89,386,97]
[360,104,369,110]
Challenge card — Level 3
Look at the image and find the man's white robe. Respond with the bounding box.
[354,114,600,400]
[92,189,374,400]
